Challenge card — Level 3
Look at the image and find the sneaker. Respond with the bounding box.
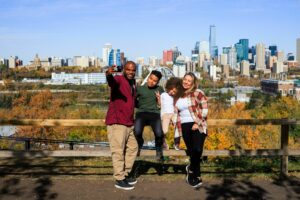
[156,147,164,162]
[174,144,180,150]
[125,176,137,185]
[115,179,134,190]
[186,176,203,188]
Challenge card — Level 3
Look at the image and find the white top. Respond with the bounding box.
[160,92,174,116]
[175,97,194,123]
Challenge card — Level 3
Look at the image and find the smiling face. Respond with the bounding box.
[182,74,194,90]
[147,74,159,88]
[123,62,136,80]
[167,87,178,96]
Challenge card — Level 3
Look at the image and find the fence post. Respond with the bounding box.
[280,124,289,176]
[25,139,31,151]
[69,142,74,150]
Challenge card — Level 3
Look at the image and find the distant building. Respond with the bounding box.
[74,56,89,68]
[191,41,199,62]
[222,64,230,78]
[102,43,112,66]
[148,56,160,67]
[228,47,237,69]
[173,56,187,78]
[200,41,209,54]
[235,43,244,63]
[209,65,217,81]
[240,60,250,76]
[255,43,265,71]
[8,56,17,68]
[297,38,300,65]
[163,49,173,65]
[269,45,277,56]
[239,39,249,61]
[108,49,121,67]
[261,79,294,96]
[136,57,145,66]
[50,72,106,85]
[276,51,285,62]
[209,25,218,58]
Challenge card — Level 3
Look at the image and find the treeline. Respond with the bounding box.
[0,90,299,150]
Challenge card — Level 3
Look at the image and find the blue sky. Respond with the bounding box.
[0,0,299,64]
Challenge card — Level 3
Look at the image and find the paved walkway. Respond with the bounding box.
[1,176,300,200]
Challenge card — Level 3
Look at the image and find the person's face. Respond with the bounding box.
[147,74,159,88]
[182,75,194,90]
[123,64,136,80]
[168,87,178,96]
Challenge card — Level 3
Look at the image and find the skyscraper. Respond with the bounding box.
[209,25,218,58]
[191,42,200,62]
[239,39,249,61]
[255,43,265,71]
[108,49,121,67]
[163,50,173,65]
[269,45,277,56]
[199,41,209,54]
[102,43,112,66]
[235,43,243,63]
[297,38,300,64]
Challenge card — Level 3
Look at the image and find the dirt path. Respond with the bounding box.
[1,175,300,200]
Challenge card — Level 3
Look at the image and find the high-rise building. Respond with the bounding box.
[255,43,265,71]
[199,41,209,54]
[172,46,181,63]
[220,54,228,66]
[191,42,200,62]
[136,57,145,66]
[235,43,244,63]
[276,51,285,62]
[296,38,300,64]
[239,39,249,61]
[102,43,112,66]
[74,56,89,68]
[269,45,277,56]
[209,25,217,58]
[163,50,173,65]
[8,56,17,68]
[148,56,160,67]
[108,49,121,67]
[228,47,237,69]
[241,60,250,76]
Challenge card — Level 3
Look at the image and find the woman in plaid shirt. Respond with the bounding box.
[173,72,208,188]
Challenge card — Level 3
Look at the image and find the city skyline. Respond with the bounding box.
[0,0,300,64]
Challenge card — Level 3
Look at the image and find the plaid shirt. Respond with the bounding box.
[173,89,208,136]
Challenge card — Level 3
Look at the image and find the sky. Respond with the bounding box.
[0,0,299,64]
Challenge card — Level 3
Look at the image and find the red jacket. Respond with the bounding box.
[105,74,136,126]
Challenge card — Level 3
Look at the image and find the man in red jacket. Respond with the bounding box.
[105,61,138,190]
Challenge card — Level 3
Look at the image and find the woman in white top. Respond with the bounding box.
[173,72,208,188]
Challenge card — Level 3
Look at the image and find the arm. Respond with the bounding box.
[106,66,119,88]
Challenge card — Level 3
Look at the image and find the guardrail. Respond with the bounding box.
[1,118,300,176]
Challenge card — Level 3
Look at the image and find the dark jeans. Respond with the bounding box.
[134,112,164,149]
[181,122,206,177]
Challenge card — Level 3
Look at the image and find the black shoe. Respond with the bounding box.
[186,165,202,188]
[115,179,134,190]
[156,147,164,162]
[125,176,137,185]
[186,175,203,188]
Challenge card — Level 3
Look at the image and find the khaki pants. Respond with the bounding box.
[107,124,138,181]
[162,113,174,135]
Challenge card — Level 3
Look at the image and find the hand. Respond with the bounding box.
[155,91,161,106]
[191,123,199,131]
[106,65,117,75]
